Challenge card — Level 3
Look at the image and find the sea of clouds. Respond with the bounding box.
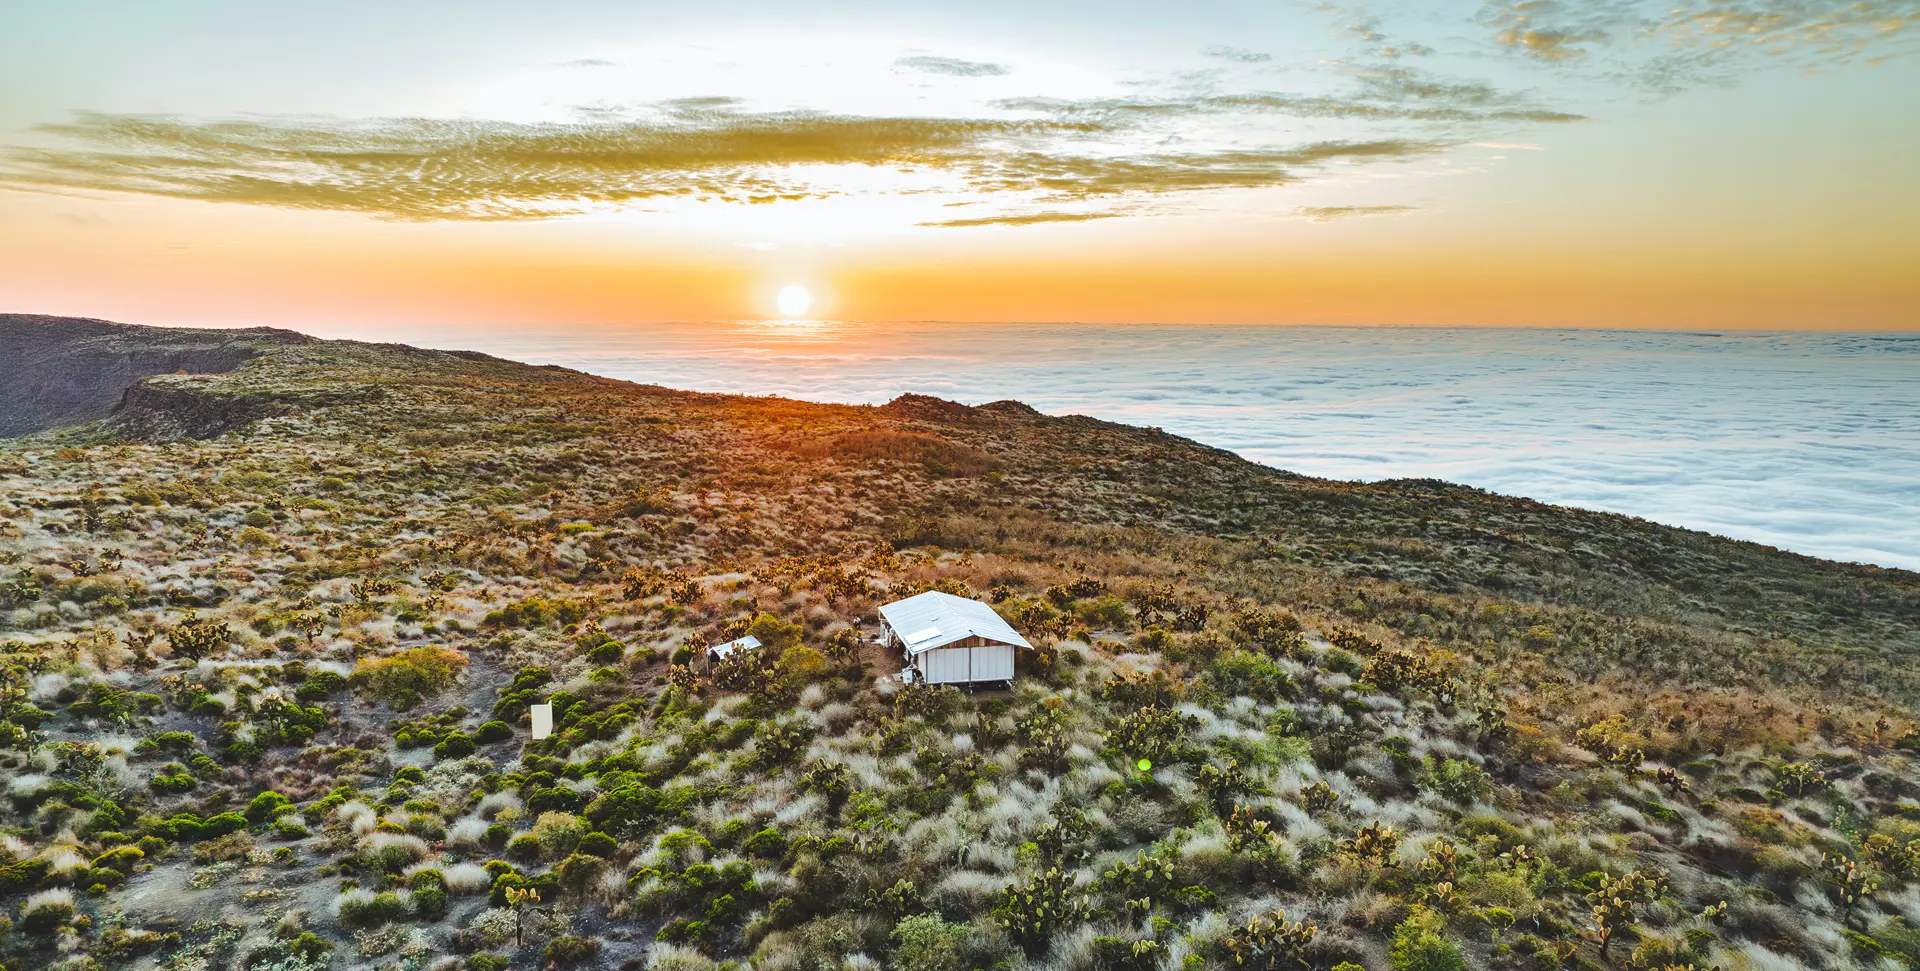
[380,322,1920,571]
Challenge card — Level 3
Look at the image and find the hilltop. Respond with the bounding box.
[2,316,1918,971]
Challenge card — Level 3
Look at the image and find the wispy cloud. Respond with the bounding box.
[1295,204,1417,221]
[969,141,1447,202]
[0,78,1483,224]
[894,55,1010,77]
[1481,2,1608,63]
[0,108,1079,219]
[920,211,1123,228]
[997,90,1581,126]
[1475,0,1919,83]
[1204,46,1273,63]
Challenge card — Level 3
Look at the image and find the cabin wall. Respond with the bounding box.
[972,643,1014,681]
[918,642,1016,684]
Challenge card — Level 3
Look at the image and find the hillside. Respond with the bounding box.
[2,316,1918,971]
[0,315,318,439]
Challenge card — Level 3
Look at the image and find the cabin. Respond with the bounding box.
[878,590,1032,687]
[706,634,762,669]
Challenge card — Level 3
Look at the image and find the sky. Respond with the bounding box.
[0,0,1916,329]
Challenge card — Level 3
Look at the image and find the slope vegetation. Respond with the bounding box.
[2,316,1917,971]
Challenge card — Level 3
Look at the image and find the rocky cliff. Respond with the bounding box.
[0,313,311,437]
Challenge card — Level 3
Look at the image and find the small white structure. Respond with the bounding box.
[707,634,762,667]
[530,703,553,740]
[879,591,1031,686]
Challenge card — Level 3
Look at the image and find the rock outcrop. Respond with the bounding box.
[0,314,311,437]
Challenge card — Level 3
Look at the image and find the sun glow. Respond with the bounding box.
[776,284,814,317]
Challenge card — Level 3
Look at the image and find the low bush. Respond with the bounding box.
[350,646,468,708]
[893,914,969,971]
[337,888,409,928]
[20,888,76,933]
[543,935,602,965]
[1388,906,1466,971]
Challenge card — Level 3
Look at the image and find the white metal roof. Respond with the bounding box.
[707,634,762,659]
[878,591,1032,655]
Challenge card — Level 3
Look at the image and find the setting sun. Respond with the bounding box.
[775,284,814,318]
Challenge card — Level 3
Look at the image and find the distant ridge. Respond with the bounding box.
[0,314,311,437]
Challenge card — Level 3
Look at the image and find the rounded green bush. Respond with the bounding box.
[543,935,601,966]
[434,732,477,759]
[505,833,544,862]
[338,890,408,928]
[576,831,617,857]
[245,791,292,822]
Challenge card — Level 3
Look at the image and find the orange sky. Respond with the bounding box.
[1,1,1915,330]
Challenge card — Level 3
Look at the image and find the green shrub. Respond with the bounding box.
[91,846,144,873]
[0,858,51,894]
[483,597,589,629]
[543,935,601,965]
[434,732,476,759]
[892,914,968,971]
[506,834,544,862]
[146,730,199,752]
[1075,595,1131,629]
[533,811,588,858]
[554,852,607,894]
[1389,906,1466,971]
[296,669,348,701]
[1425,758,1493,805]
[410,868,449,920]
[245,791,292,822]
[20,890,77,933]
[288,931,332,960]
[150,769,196,794]
[474,720,514,743]
[577,831,618,857]
[338,890,409,928]
[743,827,787,859]
[744,613,804,652]
[350,646,468,708]
[1205,651,1295,703]
[197,812,248,840]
